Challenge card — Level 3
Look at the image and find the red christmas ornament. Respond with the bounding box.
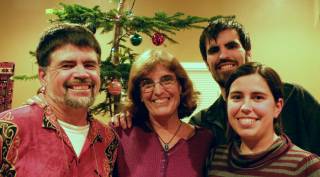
[152,32,165,46]
[107,79,122,95]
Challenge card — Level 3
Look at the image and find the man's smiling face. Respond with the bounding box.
[206,28,250,87]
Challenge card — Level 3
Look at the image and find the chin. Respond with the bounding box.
[238,133,258,141]
[152,111,175,118]
[65,96,95,108]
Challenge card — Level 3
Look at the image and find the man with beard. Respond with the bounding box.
[189,16,320,155]
[0,23,118,177]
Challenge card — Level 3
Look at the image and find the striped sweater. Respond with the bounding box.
[207,135,320,177]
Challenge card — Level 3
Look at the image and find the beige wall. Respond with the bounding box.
[1,0,319,109]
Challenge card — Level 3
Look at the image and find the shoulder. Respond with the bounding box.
[112,126,148,139]
[91,119,119,144]
[189,96,224,123]
[287,144,320,165]
[187,126,213,145]
[0,104,43,148]
[283,82,306,92]
[109,123,126,136]
[290,144,319,159]
[92,118,116,134]
[283,82,318,102]
[283,83,298,94]
[288,145,320,174]
[288,144,316,156]
[0,104,43,123]
[194,126,214,139]
[282,82,319,113]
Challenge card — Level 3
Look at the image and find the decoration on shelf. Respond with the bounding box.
[130,33,142,46]
[17,0,233,116]
[0,62,15,112]
[107,79,122,96]
[152,32,165,46]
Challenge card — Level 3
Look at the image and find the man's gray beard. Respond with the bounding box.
[64,95,95,108]
[49,90,96,108]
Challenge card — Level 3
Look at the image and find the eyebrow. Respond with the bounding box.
[141,74,174,80]
[229,90,268,95]
[229,91,242,95]
[57,59,99,65]
[207,39,240,50]
[83,60,99,65]
[56,60,75,66]
[251,91,268,96]
[207,45,219,51]
[225,40,240,47]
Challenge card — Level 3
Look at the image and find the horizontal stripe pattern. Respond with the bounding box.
[208,136,320,177]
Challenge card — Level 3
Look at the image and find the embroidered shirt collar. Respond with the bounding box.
[26,94,100,145]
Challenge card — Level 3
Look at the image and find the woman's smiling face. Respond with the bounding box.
[227,73,283,142]
[140,64,181,120]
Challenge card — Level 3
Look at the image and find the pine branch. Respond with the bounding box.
[47,4,211,44]
[42,2,232,115]
[13,74,38,80]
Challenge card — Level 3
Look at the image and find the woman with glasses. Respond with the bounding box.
[113,49,214,177]
[207,62,320,177]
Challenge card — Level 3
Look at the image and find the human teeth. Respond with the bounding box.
[72,85,90,90]
[219,64,235,70]
[238,118,255,127]
[153,98,169,103]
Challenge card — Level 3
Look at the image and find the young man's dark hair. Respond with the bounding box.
[199,16,251,64]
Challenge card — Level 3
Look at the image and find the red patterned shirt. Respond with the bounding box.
[0,95,118,177]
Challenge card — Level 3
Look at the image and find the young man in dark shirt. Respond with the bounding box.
[189,16,320,155]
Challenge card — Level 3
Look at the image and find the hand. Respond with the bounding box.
[111,111,132,129]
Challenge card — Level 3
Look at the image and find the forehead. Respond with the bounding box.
[206,29,241,47]
[49,44,99,65]
[143,64,175,79]
[230,74,272,94]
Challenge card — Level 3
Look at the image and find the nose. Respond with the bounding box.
[73,65,90,78]
[240,100,252,114]
[219,47,229,59]
[153,82,165,95]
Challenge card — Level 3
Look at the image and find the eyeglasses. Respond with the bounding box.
[140,75,177,93]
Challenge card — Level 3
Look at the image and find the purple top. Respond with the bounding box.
[114,125,213,177]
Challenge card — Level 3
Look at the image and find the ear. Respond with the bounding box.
[38,67,47,86]
[274,98,284,119]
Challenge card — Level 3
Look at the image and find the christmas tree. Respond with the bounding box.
[23,0,231,116]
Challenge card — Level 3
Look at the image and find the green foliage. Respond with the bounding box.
[46,3,210,43]
[18,2,227,115]
[13,74,38,80]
